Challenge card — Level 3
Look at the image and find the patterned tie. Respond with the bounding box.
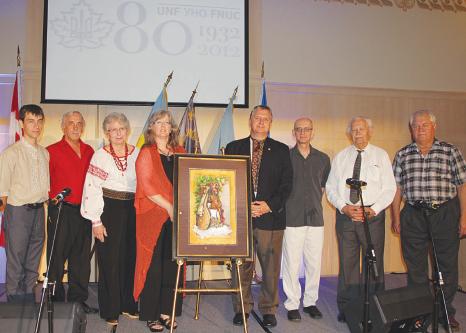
[349,150,363,204]
[251,139,265,195]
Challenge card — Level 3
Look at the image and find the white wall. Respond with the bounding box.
[262,0,466,92]
[0,0,28,73]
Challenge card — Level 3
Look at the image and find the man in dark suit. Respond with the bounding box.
[225,105,293,327]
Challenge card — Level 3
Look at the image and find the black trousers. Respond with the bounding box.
[139,220,183,321]
[400,198,460,315]
[47,203,92,302]
[96,197,138,320]
[335,211,385,313]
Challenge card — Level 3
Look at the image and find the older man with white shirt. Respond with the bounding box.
[325,116,396,323]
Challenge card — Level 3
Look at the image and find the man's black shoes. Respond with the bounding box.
[303,305,323,319]
[287,309,301,322]
[233,313,249,326]
[263,314,277,327]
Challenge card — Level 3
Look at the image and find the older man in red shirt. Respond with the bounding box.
[47,111,96,313]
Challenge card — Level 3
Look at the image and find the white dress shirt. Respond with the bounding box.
[325,143,396,215]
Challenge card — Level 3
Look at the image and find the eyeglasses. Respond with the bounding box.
[294,127,312,133]
[107,127,127,135]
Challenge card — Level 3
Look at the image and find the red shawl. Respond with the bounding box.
[133,144,185,300]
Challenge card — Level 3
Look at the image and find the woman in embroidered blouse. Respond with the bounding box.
[81,112,139,326]
[133,110,185,332]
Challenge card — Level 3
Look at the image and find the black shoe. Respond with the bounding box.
[233,312,249,326]
[80,302,99,314]
[287,309,301,322]
[303,305,323,319]
[337,312,346,323]
[263,314,277,327]
[445,315,460,332]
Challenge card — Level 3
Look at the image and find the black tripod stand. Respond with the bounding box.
[419,206,452,333]
[34,188,71,333]
[348,179,379,333]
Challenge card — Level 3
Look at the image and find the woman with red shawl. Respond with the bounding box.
[133,110,185,332]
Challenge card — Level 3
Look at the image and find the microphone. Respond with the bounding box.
[50,188,71,205]
[346,178,367,187]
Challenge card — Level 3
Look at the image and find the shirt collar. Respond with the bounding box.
[351,143,371,152]
[20,137,38,150]
[412,138,439,152]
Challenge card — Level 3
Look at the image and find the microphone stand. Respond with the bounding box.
[421,208,452,333]
[34,200,63,333]
[353,182,379,333]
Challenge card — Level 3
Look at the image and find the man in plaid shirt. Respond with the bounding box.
[391,110,466,331]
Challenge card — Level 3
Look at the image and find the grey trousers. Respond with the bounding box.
[232,228,284,315]
[335,210,385,313]
[4,204,45,299]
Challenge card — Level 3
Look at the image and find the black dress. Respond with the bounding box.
[139,154,183,321]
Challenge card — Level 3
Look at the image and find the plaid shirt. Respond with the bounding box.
[393,139,466,204]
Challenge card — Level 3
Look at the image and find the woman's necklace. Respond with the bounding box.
[109,143,128,174]
[157,146,172,161]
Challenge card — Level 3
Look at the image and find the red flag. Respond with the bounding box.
[9,68,22,144]
[1,67,22,248]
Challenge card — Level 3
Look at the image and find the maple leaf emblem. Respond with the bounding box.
[50,0,113,49]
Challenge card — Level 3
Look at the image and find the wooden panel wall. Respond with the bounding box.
[264,83,466,278]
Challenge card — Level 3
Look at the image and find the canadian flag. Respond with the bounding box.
[9,67,22,144]
[1,66,22,248]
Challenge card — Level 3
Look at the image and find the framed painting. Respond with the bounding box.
[173,154,252,260]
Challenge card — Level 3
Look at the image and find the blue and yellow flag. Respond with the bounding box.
[259,79,267,106]
[178,94,202,154]
[136,87,168,148]
[207,89,236,154]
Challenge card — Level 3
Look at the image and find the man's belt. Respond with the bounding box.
[24,202,45,209]
[102,187,135,201]
[409,200,448,211]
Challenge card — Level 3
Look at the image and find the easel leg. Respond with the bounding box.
[194,261,204,320]
[170,259,183,333]
[236,259,248,333]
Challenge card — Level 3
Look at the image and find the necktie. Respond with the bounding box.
[251,139,264,195]
[349,150,363,204]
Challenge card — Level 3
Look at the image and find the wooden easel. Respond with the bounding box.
[169,258,249,333]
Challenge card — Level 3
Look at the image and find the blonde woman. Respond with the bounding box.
[133,110,185,332]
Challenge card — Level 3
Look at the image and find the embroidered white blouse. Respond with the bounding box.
[81,146,139,223]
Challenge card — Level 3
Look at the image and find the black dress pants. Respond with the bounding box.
[96,197,138,320]
[400,198,460,315]
[47,203,91,302]
[139,220,183,321]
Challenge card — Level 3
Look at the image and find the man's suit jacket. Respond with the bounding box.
[225,136,293,230]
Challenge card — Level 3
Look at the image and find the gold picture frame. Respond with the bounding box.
[173,154,252,260]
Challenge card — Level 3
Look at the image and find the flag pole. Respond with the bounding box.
[164,70,174,88]
[17,46,21,67]
[191,80,200,101]
[261,61,264,80]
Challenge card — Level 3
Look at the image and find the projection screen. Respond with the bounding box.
[41,0,248,107]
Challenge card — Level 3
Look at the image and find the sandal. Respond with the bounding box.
[147,320,164,332]
[160,315,177,330]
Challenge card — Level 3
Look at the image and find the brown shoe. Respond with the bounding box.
[447,315,460,332]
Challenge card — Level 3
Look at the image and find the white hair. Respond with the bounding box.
[409,110,437,126]
[61,111,85,128]
[346,117,373,135]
